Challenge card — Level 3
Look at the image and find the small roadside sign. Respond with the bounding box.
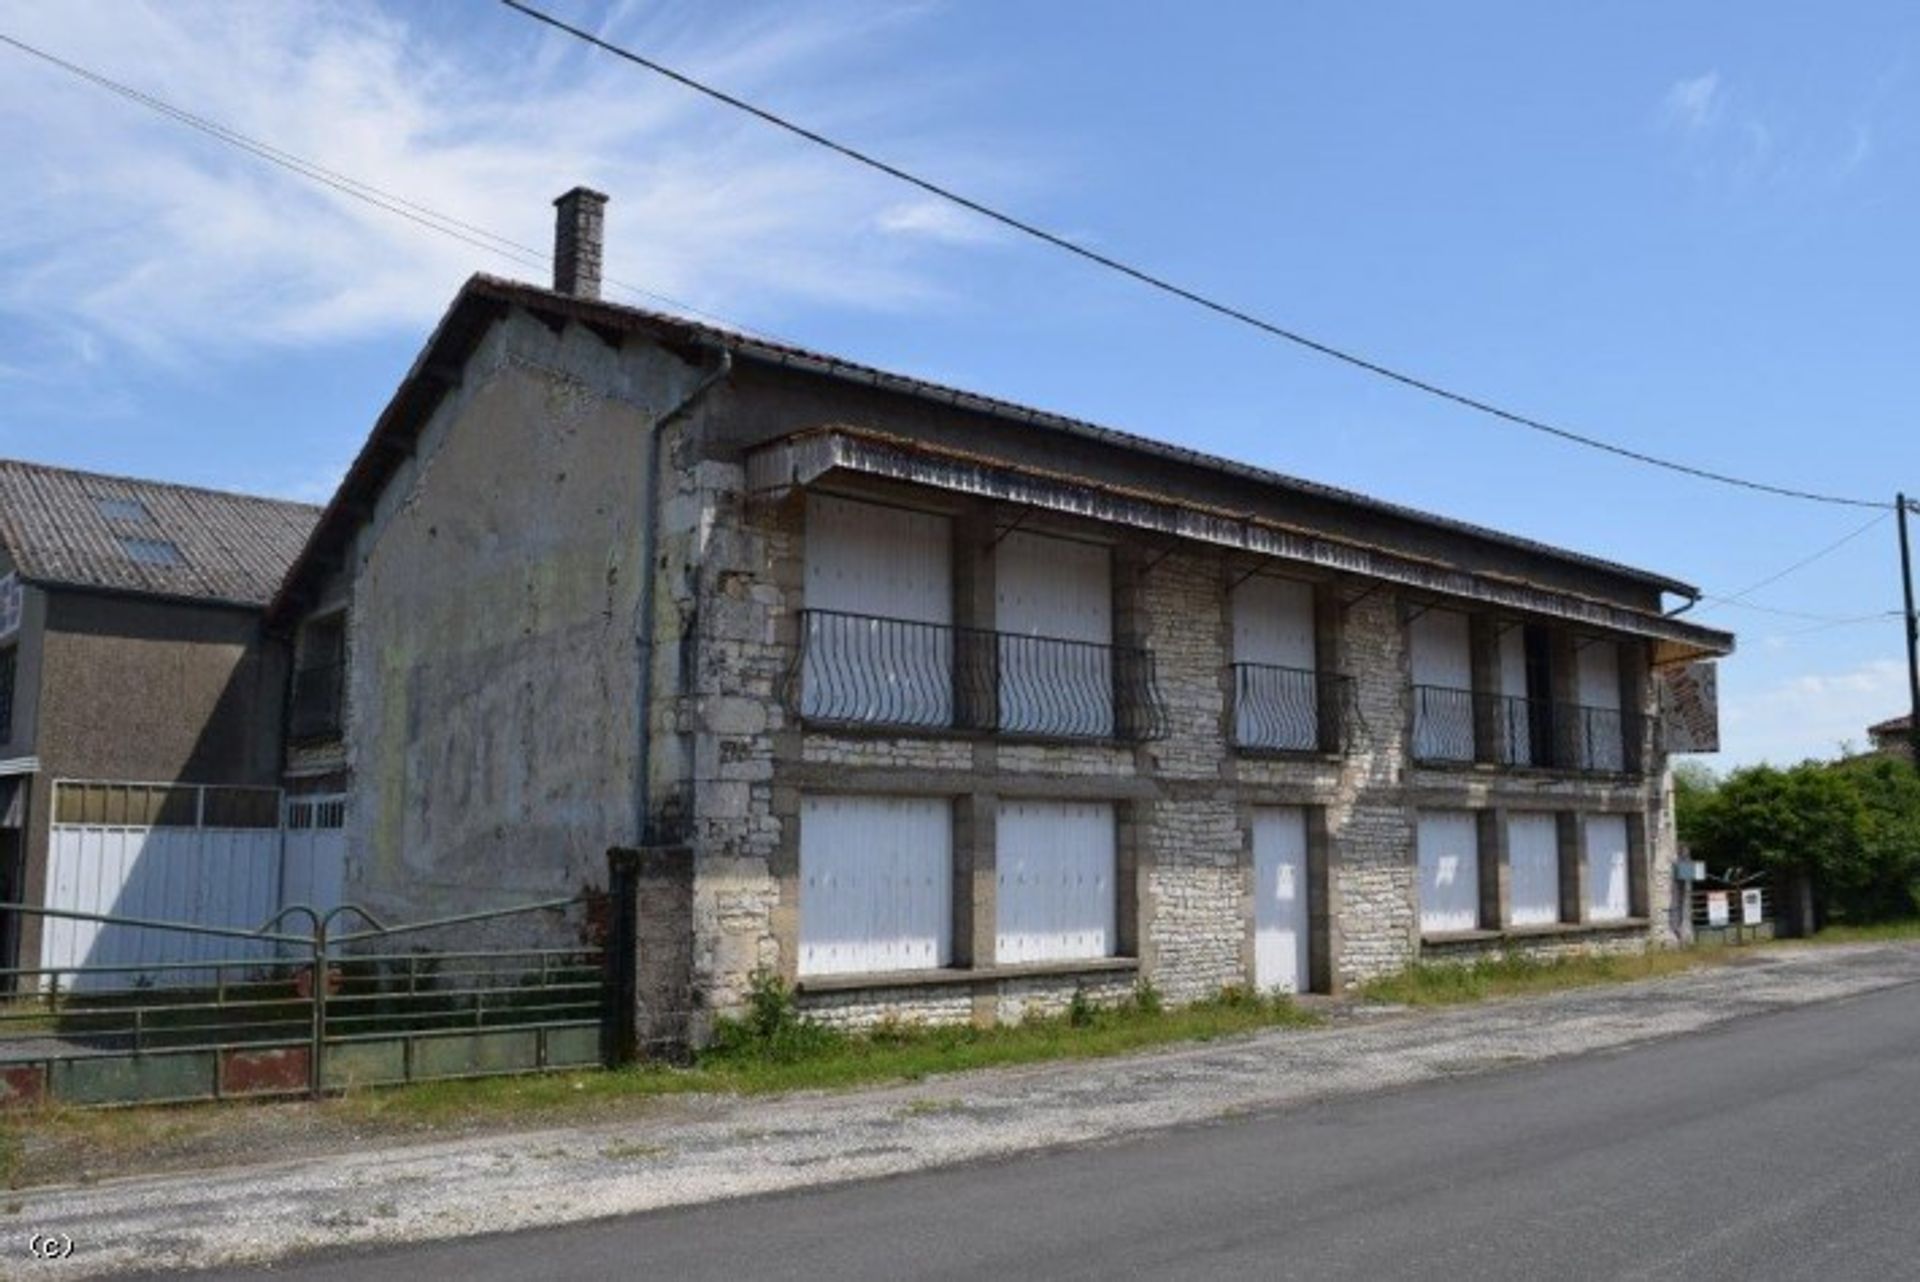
[1706,891,1730,928]
[1741,888,1765,924]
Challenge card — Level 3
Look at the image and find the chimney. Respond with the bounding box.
[552,186,609,300]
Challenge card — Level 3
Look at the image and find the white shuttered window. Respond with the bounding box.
[1232,577,1319,751]
[1417,811,1482,935]
[802,495,953,727]
[995,532,1113,737]
[1575,640,1625,772]
[798,795,953,977]
[996,800,1117,964]
[1507,813,1561,927]
[1410,609,1474,761]
[1584,814,1632,922]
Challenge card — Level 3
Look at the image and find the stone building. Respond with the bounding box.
[0,461,315,977]
[268,190,1734,1042]
[1867,714,1913,762]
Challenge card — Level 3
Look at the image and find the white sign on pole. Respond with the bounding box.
[1706,891,1730,928]
[1741,888,1765,924]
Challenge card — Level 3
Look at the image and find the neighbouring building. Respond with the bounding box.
[266,189,1735,1043]
[0,461,319,980]
[1867,713,1914,762]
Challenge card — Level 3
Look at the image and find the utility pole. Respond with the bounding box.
[1900,493,1920,768]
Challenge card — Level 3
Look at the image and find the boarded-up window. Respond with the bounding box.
[1575,640,1625,772]
[995,532,1113,737]
[801,495,954,727]
[1232,577,1319,751]
[1507,813,1561,927]
[996,800,1116,964]
[1410,609,1474,762]
[798,795,952,977]
[1417,810,1481,935]
[1585,815,1632,922]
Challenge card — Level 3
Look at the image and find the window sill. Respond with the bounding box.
[800,718,1150,751]
[1421,918,1651,946]
[1232,745,1346,764]
[1409,758,1646,784]
[795,956,1139,995]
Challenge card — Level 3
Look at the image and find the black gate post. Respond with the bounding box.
[604,848,640,1067]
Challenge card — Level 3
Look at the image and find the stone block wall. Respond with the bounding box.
[670,470,1676,1033]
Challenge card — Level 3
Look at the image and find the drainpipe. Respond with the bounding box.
[635,348,733,846]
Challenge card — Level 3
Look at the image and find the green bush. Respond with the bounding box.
[704,968,844,1065]
[1684,757,1920,925]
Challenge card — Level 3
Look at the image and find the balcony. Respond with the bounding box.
[1412,685,1640,775]
[1230,663,1352,754]
[793,609,1167,742]
[288,661,345,744]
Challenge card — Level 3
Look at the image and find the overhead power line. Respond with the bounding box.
[502,0,1890,512]
[1691,509,1893,623]
[0,30,781,341]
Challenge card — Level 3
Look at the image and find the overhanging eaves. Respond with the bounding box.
[747,428,1735,663]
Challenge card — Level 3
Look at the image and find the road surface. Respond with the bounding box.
[176,976,1920,1280]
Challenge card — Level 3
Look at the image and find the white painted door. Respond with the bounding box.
[1233,577,1318,750]
[1410,609,1474,761]
[995,532,1113,736]
[798,795,952,977]
[1585,814,1631,922]
[996,800,1116,963]
[1416,810,1481,935]
[1253,807,1311,994]
[1575,640,1624,771]
[803,495,954,726]
[1507,813,1561,927]
[1497,625,1533,765]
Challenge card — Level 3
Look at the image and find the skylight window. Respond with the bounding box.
[118,536,184,567]
[95,497,152,523]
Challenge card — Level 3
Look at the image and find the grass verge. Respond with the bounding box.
[0,980,1314,1190]
[1357,948,1723,1007]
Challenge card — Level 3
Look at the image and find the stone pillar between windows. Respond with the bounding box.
[1558,811,1589,924]
[1308,806,1340,994]
[1477,809,1509,931]
[1626,810,1651,920]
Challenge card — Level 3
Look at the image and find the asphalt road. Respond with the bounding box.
[197,980,1920,1281]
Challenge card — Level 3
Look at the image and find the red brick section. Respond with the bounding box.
[219,1046,310,1096]
[0,1063,46,1108]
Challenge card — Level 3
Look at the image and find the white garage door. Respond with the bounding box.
[1507,813,1561,927]
[996,800,1116,964]
[798,794,952,977]
[1585,815,1632,922]
[1253,807,1311,994]
[1417,810,1481,935]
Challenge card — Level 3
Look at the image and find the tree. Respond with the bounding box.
[1671,760,1719,851]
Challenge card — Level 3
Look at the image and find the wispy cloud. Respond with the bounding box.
[0,0,1023,371]
[1661,71,1723,134]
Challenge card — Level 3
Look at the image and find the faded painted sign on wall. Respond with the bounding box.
[1657,660,1719,754]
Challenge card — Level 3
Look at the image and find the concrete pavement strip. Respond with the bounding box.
[11,943,1920,1278]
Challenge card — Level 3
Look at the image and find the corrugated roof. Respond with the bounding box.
[0,459,320,608]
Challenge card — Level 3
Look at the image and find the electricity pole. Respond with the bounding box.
[1900,493,1920,768]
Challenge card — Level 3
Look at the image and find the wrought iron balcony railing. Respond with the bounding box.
[1412,685,1641,775]
[1231,663,1352,754]
[793,609,1167,742]
[288,661,345,744]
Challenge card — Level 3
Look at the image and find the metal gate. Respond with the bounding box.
[0,893,615,1108]
[43,781,348,982]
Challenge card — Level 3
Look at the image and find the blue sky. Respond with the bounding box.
[0,0,1914,768]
